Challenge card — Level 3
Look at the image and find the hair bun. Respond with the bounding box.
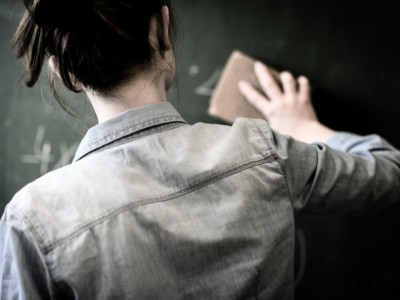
[24,0,91,30]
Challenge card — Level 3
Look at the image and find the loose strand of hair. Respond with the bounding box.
[11,12,45,88]
[48,69,81,118]
[11,12,31,54]
[27,25,46,87]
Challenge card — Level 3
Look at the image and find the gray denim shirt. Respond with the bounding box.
[1,102,400,300]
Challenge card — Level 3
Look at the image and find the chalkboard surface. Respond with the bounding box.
[1,0,400,298]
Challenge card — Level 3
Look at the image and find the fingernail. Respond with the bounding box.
[255,61,267,72]
[280,71,290,80]
[298,76,308,83]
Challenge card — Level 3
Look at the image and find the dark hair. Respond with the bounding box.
[12,0,177,114]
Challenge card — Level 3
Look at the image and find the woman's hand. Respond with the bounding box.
[238,62,335,143]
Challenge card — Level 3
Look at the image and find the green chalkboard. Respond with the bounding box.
[1,0,400,298]
[172,2,400,299]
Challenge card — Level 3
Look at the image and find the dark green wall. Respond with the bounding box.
[0,1,96,212]
[1,0,399,298]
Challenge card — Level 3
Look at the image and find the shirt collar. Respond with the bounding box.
[73,102,187,162]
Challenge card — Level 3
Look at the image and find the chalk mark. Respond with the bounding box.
[52,142,79,170]
[194,68,222,97]
[20,125,78,175]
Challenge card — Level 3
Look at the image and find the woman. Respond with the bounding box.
[1,0,399,299]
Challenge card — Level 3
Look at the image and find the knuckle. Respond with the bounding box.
[266,81,276,89]
[286,95,296,103]
[298,95,309,103]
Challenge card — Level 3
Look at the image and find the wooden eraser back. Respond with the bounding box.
[208,50,280,124]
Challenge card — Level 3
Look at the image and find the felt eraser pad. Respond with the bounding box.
[208,50,279,124]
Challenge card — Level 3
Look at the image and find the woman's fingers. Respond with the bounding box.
[280,71,296,101]
[254,62,282,101]
[238,80,270,116]
[238,63,327,142]
[298,76,310,102]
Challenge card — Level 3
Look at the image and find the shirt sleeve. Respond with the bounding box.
[0,205,54,300]
[252,120,400,215]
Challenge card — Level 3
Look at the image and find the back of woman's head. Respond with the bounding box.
[12,0,176,112]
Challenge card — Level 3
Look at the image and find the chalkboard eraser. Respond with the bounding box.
[208,50,280,124]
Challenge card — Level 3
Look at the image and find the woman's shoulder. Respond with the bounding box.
[6,162,80,217]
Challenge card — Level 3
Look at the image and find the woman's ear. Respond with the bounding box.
[161,6,171,51]
[49,56,83,90]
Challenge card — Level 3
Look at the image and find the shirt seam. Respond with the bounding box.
[7,202,47,251]
[6,204,78,297]
[41,155,278,254]
[5,203,55,282]
[250,120,295,205]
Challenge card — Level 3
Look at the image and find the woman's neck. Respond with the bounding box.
[86,76,168,123]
